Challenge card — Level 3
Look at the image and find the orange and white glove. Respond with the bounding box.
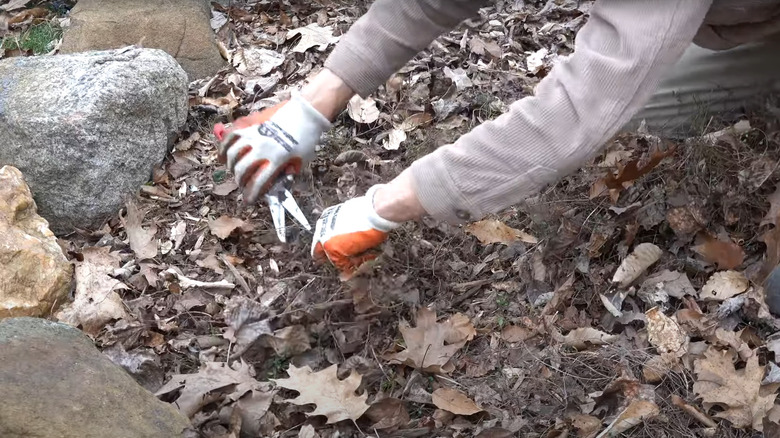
[213,92,331,204]
[311,185,401,279]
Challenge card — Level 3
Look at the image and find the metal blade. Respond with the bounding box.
[265,194,287,242]
[280,189,311,231]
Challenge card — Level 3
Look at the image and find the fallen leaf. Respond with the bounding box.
[383,128,406,151]
[569,413,601,437]
[175,132,201,151]
[465,219,538,245]
[156,360,275,420]
[209,215,252,239]
[55,247,130,336]
[443,66,473,90]
[9,7,47,24]
[286,23,339,52]
[700,271,749,302]
[591,144,677,202]
[501,325,532,343]
[121,200,158,260]
[347,95,380,124]
[667,206,705,236]
[645,307,688,356]
[298,424,319,438]
[260,325,312,358]
[399,113,434,131]
[526,47,548,74]
[223,296,273,358]
[642,353,679,383]
[169,220,186,251]
[612,242,663,287]
[470,36,502,58]
[365,398,410,430]
[432,387,483,415]
[692,234,745,270]
[562,327,618,350]
[272,364,369,424]
[694,346,776,431]
[761,184,780,227]
[606,400,660,436]
[234,46,284,76]
[0,0,29,12]
[639,270,695,299]
[196,253,224,274]
[386,308,475,374]
[213,180,239,196]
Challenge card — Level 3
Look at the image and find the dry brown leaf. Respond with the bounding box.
[606,400,660,436]
[223,296,272,358]
[286,23,339,52]
[213,180,239,196]
[121,200,158,260]
[699,271,749,301]
[383,128,406,151]
[612,242,662,287]
[642,353,679,383]
[591,143,677,202]
[501,325,532,343]
[260,325,312,358]
[297,425,319,438]
[645,307,688,356]
[431,387,483,415]
[347,95,380,124]
[465,219,538,245]
[209,215,252,239]
[399,113,434,131]
[693,346,777,431]
[639,270,696,299]
[365,398,410,430]
[272,364,369,424]
[234,46,284,76]
[667,206,705,236]
[469,36,502,58]
[8,6,47,24]
[156,360,274,419]
[385,308,475,374]
[692,233,745,270]
[55,247,130,336]
[569,413,601,438]
[562,327,618,350]
[0,0,29,12]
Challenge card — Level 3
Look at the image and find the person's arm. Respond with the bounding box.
[300,0,489,120]
[374,0,714,224]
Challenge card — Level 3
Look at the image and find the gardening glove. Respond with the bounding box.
[311,185,401,279]
[213,92,331,204]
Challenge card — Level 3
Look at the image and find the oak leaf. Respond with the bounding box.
[55,247,130,336]
[209,215,253,239]
[691,233,745,270]
[272,364,369,424]
[561,327,618,350]
[432,387,483,415]
[693,346,777,431]
[286,23,339,53]
[465,219,537,245]
[365,398,410,430]
[590,143,677,202]
[385,308,475,374]
[156,360,275,419]
[121,200,158,260]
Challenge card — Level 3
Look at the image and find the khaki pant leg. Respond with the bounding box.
[629,33,780,137]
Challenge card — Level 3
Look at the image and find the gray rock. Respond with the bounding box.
[60,0,225,81]
[0,317,192,438]
[0,48,188,234]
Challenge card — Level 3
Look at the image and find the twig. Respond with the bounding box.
[220,254,251,294]
[163,268,235,289]
[671,394,718,428]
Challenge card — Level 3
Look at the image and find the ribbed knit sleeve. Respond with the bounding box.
[324,0,489,98]
[408,0,713,224]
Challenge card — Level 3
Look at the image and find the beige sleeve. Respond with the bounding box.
[324,0,489,98]
[407,0,714,224]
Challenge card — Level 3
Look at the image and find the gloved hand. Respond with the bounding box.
[311,185,401,279]
[213,92,331,204]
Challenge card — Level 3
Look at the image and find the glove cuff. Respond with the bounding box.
[365,184,402,232]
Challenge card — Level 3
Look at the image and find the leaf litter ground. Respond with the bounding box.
[44,0,780,437]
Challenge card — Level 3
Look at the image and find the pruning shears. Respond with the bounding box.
[264,174,311,242]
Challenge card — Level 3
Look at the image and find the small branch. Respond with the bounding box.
[163,268,235,290]
[671,394,718,428]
